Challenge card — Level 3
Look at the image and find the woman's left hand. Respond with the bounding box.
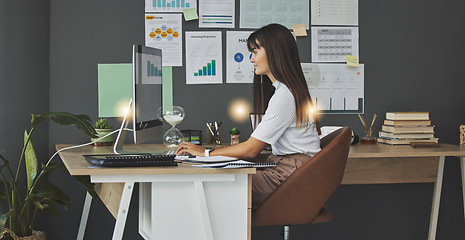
[176,142,206,156]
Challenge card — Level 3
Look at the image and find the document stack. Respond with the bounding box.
[377,112,439,145]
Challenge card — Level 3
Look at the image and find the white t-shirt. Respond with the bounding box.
[251,81,321,156]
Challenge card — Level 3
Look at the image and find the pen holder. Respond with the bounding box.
[360,131,377,144]
[206,125,221,145]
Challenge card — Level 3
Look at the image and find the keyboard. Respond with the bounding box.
[83,154,177,167]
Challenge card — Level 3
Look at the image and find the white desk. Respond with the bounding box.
[57,144,255,240]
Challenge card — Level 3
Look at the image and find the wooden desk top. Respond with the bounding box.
[349,143,465,158]
[57,143,465,176]
[56,144,256,176]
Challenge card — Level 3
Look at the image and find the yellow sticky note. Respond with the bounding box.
[183,8,198,21]
[292,24,307,37]
[346,55,359,67]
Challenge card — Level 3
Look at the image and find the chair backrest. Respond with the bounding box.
[252,127,352,226]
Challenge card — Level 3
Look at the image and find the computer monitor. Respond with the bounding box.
[114,45,163,154]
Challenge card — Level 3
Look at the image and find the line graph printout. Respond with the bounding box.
[239,0,309,29]
[226,31,254,83]
[145,0,197,12]
[302,63,364,114]
[145,14,182,66]
[311,27,359,63]
[185,31,223,84]
[311,0,358,25]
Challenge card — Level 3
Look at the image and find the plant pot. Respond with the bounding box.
[230,134,240,145]
[1,229,46,240]
[91,129,114,146]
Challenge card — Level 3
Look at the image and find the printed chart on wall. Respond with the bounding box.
[199,0,235,28]
[226,31,254,83]
[239,0,309,29]
[145,14,182,66]
[185,31,223,84]
[311,27,359,63]
[145,0,197,12]
[311,0,358,25]
[302,63,364,114]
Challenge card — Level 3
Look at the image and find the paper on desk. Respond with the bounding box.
[180,155,238,163]
[193,160,253,168]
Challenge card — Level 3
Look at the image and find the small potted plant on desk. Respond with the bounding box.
[229,127,240,145]
[91,118,113,146]
[0,112,98,240]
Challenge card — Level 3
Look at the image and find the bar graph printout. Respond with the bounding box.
[199,0,235,28]
[145,0,197,12]
[185,31,223,84]
[311,0,358,25]
[145,14,183,66]
[311,27,359,63]
[301,63,364,114]
[239,0,309,29]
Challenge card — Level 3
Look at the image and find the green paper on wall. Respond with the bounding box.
[183,8,198,21]
[162,66,173,109]
[98,63,132,117]
[98,64,173,117]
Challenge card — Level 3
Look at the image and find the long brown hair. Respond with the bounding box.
[247,23,320,133]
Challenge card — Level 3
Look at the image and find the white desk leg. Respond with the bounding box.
[76,192,93,240]
[428,156,445,240]
[194,181,214,240]
[461,157,465,221]
[112,181,135,240]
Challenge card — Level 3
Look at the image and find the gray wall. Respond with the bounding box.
[0,0,50,232]
[2,0,464,239]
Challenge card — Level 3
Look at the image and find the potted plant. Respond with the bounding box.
[91,118,113,146]
[229,127,240,145]
[0,112,98,239]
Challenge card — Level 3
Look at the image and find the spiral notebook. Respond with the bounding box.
[192,160,277,169]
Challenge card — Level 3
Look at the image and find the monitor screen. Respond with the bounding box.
[113,45,164,154]
[132,44,163,144]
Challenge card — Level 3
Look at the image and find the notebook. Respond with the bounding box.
[192,160,277,169]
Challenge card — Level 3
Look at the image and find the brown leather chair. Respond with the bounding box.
[252,127,352,239]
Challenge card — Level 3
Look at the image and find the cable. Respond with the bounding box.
[46,128,133,166]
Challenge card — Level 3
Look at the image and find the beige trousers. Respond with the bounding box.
[252,154,310,205]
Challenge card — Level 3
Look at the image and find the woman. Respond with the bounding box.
[176,23,321,204]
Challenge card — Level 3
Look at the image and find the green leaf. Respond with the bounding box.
[26,182,70,214]
[31,112,97,138]
[0,179,12,201]
[73,176,98,198]
[0,209,13,233]
[24,130,38,191]
[41,163,62,173]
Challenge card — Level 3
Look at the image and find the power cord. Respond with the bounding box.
[46,128,133,166]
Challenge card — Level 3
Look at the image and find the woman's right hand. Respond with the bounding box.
[176,142,206,157]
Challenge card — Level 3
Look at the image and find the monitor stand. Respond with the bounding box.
[113,99,133,154]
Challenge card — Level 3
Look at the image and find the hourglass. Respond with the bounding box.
[158,106,185,147]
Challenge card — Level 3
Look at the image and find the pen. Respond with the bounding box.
[206,123,215,135]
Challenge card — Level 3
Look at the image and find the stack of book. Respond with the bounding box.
[377,112,439,145]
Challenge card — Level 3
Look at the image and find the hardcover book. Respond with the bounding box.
[385,112,429,120]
